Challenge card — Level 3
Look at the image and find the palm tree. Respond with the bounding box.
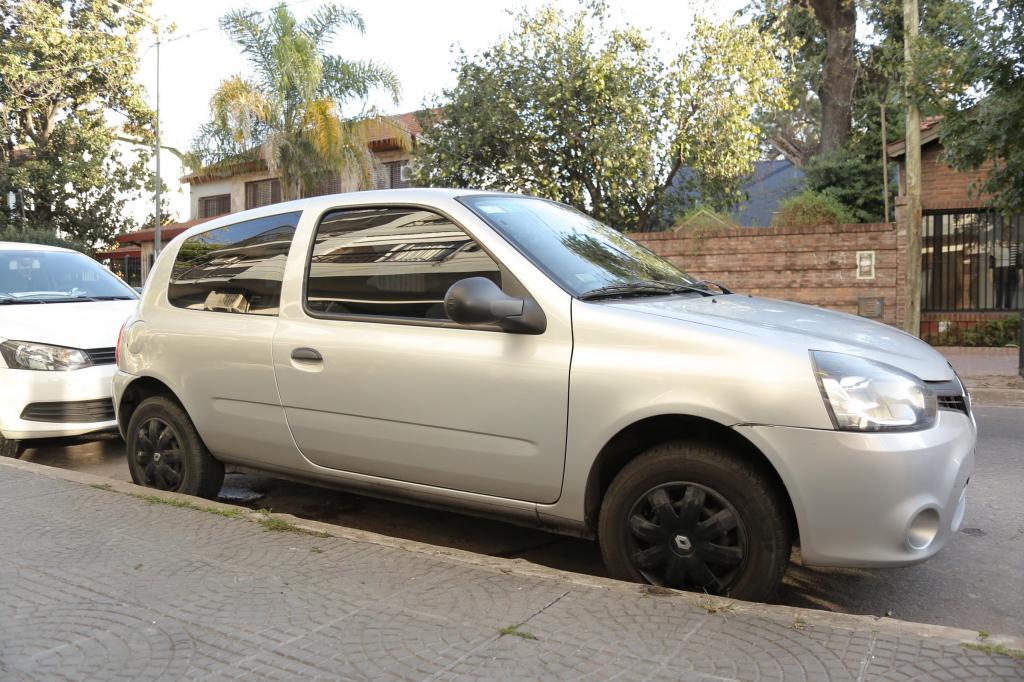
[189,3,406,200]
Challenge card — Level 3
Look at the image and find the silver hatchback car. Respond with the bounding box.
[113,189,975,601]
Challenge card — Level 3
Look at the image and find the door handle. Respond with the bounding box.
[291,347,323,362]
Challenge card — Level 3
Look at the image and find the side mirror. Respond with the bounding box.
[444,277,546,334]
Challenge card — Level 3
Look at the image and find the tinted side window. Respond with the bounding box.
[306,207,501,320]
[169,212,300,315]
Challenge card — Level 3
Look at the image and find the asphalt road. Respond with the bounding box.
[18,405,1024,637]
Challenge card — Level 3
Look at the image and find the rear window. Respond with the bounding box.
[168,212,300,315]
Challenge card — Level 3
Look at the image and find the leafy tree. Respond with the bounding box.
[747,0,988,222]
[413,3,792,232]
[937,0,1024,215]
[0,0,157,248]
[189,2,402,201]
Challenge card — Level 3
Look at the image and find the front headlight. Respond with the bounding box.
[811,351,937,432]
[0,340,93,371]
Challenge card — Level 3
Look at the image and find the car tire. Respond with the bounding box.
[599,440,791,603]
[125,396,224,499]
[0,435,22,459]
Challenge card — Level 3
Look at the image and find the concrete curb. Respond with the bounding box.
[3,455,1023,651]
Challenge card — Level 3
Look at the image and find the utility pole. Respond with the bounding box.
[903,0,923,336]
[880,101,890,222]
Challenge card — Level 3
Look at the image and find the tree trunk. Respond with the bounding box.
[808,0,858,156]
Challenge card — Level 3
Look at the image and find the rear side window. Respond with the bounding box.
[169,212,300,315]
[305,207,501,320]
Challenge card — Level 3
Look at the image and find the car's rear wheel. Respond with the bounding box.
[599,440,791,602]
[0,434,22,459]
[125,396,223,499]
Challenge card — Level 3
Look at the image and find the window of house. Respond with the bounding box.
[373,161,410,190]
[303,173,342,198]
[305,207,501,320]
[198,194,231,218]
[921,210,1023,312]
[244,178,282,209]
[168,211,301,315]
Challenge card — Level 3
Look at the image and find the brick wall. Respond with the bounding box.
[631,222,900,326]
[896,142,993,211]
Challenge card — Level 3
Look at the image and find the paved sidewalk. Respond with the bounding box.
[1,461,1022,681]
[940,347,1024,406]
[941,347,1021,379]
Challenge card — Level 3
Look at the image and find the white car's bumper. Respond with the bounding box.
[734,408,976,568]
[0,365,118,440]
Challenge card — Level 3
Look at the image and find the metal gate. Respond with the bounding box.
[922,211,1023,312]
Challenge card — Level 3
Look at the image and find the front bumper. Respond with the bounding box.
[734,409,975,568]
[0,365,118,440]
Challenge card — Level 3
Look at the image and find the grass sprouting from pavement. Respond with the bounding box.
[961,642,1024,660]
[131,493,246,520]
[698,594,736,615]
[89,481,333,538]
[499,625,537,641]
[255,509,297,532]
[254,509,331,537]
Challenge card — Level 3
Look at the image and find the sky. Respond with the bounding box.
[130,0,743,222]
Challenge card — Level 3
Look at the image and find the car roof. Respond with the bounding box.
[170,187,528,245]
[0,241,77,254]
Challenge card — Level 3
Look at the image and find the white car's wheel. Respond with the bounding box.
[0,434,22,459]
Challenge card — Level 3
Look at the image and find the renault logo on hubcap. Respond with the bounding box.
[674,535,692,552]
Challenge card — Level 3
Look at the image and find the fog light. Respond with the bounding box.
[907,508,940,550]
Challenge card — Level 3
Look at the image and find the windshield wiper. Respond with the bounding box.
[690,279,732,295]
[3,296,93,304]
[580,279,733,301]
[580,281,700,301]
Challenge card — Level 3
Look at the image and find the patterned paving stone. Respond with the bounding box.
[0,602,195,681]
[1,464,1022,682]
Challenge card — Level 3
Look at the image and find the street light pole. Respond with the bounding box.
[108,0,162,267]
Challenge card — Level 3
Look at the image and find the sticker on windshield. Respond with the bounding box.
[477,204,506,214]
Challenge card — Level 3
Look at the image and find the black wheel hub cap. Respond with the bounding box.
[135,418,184,491]
[626,482,746,594]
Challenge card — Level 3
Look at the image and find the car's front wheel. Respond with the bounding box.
[599,441,791,602]
[125,396,224,499]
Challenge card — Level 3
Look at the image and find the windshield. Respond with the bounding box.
[0,250,137,302]
[460,195,695,297]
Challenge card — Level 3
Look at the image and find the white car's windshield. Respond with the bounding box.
[460,195,702,298]
[0,250,137,303]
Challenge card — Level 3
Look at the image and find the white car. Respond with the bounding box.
[0,242,138,458]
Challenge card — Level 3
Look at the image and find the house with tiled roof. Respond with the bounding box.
[101,111,429,284]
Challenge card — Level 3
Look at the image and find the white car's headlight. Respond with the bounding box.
[0,340,93,371]
[811,351,937,432]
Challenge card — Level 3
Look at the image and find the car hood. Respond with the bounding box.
[609,294,954,381]
[0,300,137,349]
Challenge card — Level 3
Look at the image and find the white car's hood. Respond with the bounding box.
[610,294,954,381]
[0,300,137,349]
